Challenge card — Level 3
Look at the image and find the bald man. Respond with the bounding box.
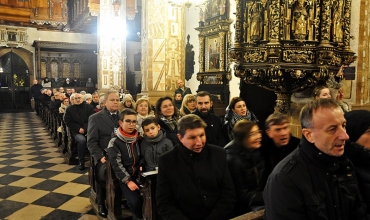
[174,79,192,98]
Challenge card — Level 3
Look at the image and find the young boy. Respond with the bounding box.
[141,117,174,172]
[107,108,143,220]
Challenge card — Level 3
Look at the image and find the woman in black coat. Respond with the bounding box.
[344,110,370,213]
[155,96,180,146]
[225,119,267,217]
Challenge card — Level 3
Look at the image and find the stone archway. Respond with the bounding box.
[0,47,34,83]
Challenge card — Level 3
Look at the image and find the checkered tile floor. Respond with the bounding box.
[0,112,99,220]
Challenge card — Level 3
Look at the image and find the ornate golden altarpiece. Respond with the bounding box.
[195,0,232,102]
[229,0,356,113]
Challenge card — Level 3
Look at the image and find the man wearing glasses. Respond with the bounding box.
[107,108,143,220]
[64,93,95,170]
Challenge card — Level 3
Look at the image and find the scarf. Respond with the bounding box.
[229,110,259,130]
[143,129,164,143]
[116,127,139,143]
[160,115,178,131]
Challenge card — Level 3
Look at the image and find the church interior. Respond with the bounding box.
[0,0,369,219]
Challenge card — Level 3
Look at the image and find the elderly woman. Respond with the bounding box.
[155,96,180,145]
[59,97,70,114]
[84,93,92,104]
[225,120,266,216]
[135,97,153,135]
[118,94,135,112]
[224,97,259,141]
[179,94,196,116]
[69,93,76,105]
[344,110,370,213]
[95,96,106,113]
[312,85,331,99]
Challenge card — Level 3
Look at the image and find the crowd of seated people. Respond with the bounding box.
[33,78,370,219]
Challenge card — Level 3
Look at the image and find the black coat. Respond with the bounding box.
[64,103,95,137]
[263,137,369,220]
[174,87,192,97]
[30,84,43,100]
[260,134,300,175]
[225,140,267,216]
[156,143,236,220]
[158,119,179,146]
[345,142,370,213]
[193,110,226,147]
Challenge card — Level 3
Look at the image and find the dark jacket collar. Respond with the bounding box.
[177,142,209,161]
[300,136,349,173]
[194,109,211,118]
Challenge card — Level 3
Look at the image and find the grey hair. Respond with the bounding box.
[103,90,119,100]
[300,99,341,128]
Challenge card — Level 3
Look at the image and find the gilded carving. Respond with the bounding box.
[269,0,280,42]
[332,0,343,42]
[249,2,262,41]
[244,50,267,63]
[320,0,331,44]
[292,0,308,40]
[275,93,292,114]
[283,50,314,63]
[318,51,342,65]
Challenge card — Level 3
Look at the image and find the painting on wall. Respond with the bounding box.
[206,35,221,72]
[205,0,228,21]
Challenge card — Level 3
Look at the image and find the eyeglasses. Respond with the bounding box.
[124,119,137,125]
[249,130,262,137]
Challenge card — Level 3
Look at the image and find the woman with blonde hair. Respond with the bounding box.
[179,94,196,116]
[135,97,153,135]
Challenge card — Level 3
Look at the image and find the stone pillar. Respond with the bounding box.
[139,0,185,102]
[97,0,126,91]
[353,0,370,110]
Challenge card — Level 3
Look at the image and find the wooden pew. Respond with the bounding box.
[63,125,78,165]
[140,170,161,220]
[231,209,265,220]
[106,159,124,219]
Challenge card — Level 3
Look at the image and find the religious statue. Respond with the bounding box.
[332,1,343,42]
[250,3,262,40]
[292,0,308,40]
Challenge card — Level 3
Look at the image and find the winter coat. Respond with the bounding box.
[156,143,236,220]
[345,142,370,213]
[64,103,95,137]
[263,137,369,220]
[193,109,226,147]
[225,140,267,216]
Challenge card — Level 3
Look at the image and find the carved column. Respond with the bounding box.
[320,0,332,46]
[139,0,185,101]
[354,0,370,108]
[97,0,126,90]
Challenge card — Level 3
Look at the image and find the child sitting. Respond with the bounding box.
[107,108,143,220]
[140,116,174,172]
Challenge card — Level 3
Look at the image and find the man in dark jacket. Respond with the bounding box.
[193,91,226,147]
[174,79,192,97]
[64,93,95,170]
[156,114,236,220]
[261,112,300,174]
[345,110,370,213]
[30,79,43,115]
[87,90,120,217]
[264,99,369,220]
